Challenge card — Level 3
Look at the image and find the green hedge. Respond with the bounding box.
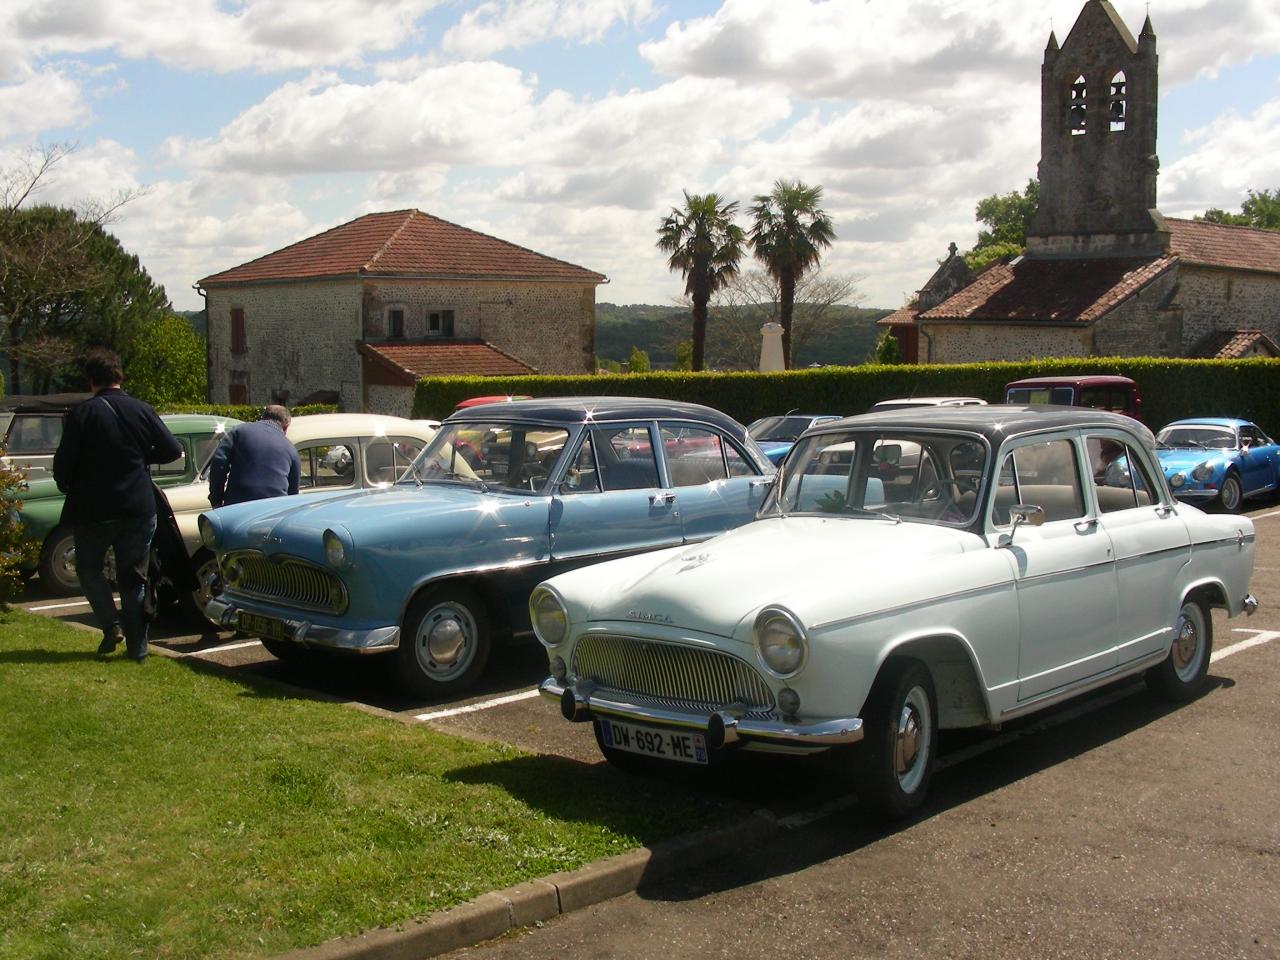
[155,403,339,420]
[411,358,1280,437]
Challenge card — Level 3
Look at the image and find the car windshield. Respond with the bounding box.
[403,421,570,493]
[763,429,988,527]
[1156,426,1236,450]
[749,416,814,442]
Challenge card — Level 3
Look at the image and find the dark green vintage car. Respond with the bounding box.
[15,413,241,595]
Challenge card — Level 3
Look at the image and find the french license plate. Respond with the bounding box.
[237,611,288,642]
[600,719,708,765]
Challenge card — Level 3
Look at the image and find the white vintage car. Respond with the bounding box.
[533,407,1258,819]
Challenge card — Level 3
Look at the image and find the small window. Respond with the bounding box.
[724,441,754,478]
[1070,74,1088,136]
[427,309,455,337]
[1087,437,1157,512]
[299,443,356,489]
[993,439,1084,525]
[230,308,247,354]
[1109,71,1127,132]
[1079,387,1108,409]
[150,440,190,478]
[561,434,602,494]
[387,307,405,339]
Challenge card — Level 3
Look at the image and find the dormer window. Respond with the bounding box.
[1109,71,1127,132]
[1070,75,1087,136]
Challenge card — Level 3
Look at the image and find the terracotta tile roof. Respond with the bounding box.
[359,340,537,384]
[1187,329,1280,359]
[200,209,606,286]
[1166,218,1280,275]
[877,307,918,327]
[920,256,1176,324]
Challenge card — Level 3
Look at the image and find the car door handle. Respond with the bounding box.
[1154,504,1173,517]
[749,477,774,488]
[649,492,676,505]
[1074,518,1098,532]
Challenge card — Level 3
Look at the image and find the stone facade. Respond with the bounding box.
[1175,266,1280,353]
[205,276,596,410]
[365,383,414,418]
[925,324,1091,364]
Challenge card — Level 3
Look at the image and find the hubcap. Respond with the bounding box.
[1222,479,1240,511]
[194,557,221,608]
[894,685,932,794]
[414,603,477,681]
[1172,609,1202,681]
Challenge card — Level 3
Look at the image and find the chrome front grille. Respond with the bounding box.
[223,552,347,614]
[573,634,775,718]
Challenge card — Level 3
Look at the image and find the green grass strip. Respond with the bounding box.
[0,610,724,960]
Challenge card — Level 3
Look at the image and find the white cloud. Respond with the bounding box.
[443,0,656,58]
[0,0,447,74]
[1160,99,1280,216]
[0,65,90,140]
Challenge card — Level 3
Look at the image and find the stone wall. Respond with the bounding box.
[364,383,414,418]
[362,279,596,374]
[1092,268,1181,356]
[923,323,1091,363]
[205,281,363,409]
[1175,266,1280,352]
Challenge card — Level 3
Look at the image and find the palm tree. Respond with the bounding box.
[656,191,745,371]
[748,180,836,369]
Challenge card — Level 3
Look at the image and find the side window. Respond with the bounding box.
[1078,387,1108,409]
[993,439,1084,525]
[1087,437,1158,512]
[192,433,225,473]
[597,426,660,491]
[561,433,601,494]
[7,415,62,453]
[663,426,730,487]
[150,439,190,478]
[298,443,356,489]
[364,437,424,485]
[724,440,754,478]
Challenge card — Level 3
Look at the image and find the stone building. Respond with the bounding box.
[880,0,1280,364]
[197,209,606,414]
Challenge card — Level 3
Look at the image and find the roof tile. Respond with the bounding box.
[200,210,606,286]
[1187,329,1280,359]
[1166,218,1280,275]
[359,340,538,383]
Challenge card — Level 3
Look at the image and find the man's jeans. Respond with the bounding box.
[75,514,157,658]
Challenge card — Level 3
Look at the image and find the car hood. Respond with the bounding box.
[16,477,62,502]
[219,483,535,549]
[577,516,987,636]
[1156,448,1230,472]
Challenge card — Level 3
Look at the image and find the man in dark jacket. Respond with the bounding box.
[206,405,300,508]
[53,349,183,661]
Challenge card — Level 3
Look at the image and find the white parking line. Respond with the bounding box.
[26,600,94,612]
[414,688,541,721]
[1250,509,1280,520]
[1216,628,1280,661]
[185,639,264,657]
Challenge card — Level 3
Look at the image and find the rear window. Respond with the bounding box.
[1006,386,1075,406]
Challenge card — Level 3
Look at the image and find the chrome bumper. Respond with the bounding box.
[540,678,863,751]
[204,597,400,654]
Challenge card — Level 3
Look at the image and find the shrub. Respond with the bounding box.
[155,403,339,420]
[0,457,39,607]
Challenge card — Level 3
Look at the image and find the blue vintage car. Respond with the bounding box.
[199,397,776,696]
[1155,418,1280,512]
[747,413,843,465]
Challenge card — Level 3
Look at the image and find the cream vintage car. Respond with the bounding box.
[534,407,1258,819]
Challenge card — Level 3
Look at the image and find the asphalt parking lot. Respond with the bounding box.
[17,502,1280,957]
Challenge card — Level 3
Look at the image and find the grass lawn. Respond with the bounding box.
[0,610,727,960]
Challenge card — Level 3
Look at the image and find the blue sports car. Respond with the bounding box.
[1155,418,1280,512]
[747,413,843,465]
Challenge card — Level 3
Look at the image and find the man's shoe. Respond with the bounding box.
[97,625,124,656]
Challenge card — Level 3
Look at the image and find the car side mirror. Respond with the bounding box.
[999,503,1045,548]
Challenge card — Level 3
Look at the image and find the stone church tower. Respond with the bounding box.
[1027,0,1167,258]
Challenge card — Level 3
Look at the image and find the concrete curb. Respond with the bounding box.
[278,808,779,960]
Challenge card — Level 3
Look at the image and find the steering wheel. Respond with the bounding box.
[921,479,977,521]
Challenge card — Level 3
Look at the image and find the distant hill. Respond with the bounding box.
[178,309,207,337]
[595,302,891,369]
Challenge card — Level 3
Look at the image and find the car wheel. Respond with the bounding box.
[1146,600,1213,702]
[396,585,491,697]
[853,658,938,821]
[38,527,82,596]
[1217,472,1242,512]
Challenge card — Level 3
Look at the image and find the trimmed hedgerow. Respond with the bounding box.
[156,403,339,420]
[411,358,1280,436]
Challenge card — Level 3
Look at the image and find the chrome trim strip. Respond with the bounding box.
[814,581,1009,632]
[541,678,863,748]
[999,649,1167,719]
[204,598,399,654]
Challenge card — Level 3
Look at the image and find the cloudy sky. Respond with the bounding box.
[2,0,1279,312]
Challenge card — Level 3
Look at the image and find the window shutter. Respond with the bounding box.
[231,308,246,354]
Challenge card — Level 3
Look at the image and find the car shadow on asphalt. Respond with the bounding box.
[623,675,1232,903]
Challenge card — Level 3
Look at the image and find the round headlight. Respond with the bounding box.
[754,606,808,678]
[530,588,568,647]
[323,529,345,568]
[1169,472,1185,488]
[198,514,219,550]
[1191,462,1213,482]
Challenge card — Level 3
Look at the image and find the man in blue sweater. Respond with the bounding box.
[207,405,301,509]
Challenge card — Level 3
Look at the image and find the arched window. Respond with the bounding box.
[1109,71,1127,132]
[1070,74,1087,136]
